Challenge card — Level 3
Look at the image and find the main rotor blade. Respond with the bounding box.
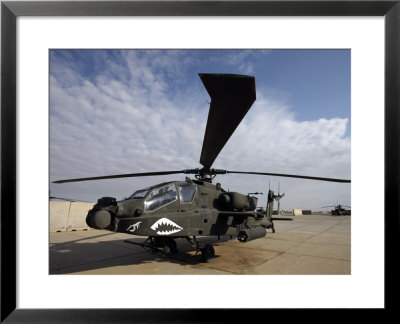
[53,170,185,184]
[49,196,91,202]
[199,73,256,169]
[226,171,351,183]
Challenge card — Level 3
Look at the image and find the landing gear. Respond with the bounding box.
[152,237,177,256]
[125,236,177,256]
[265,220,275,233]
[126,236,215,261]
[200,244,215,261]
[185,236,215,262]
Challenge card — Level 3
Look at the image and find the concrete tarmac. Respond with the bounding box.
[49,214,350,275]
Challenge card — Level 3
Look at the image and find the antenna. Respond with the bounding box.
[278,182,281,214]
[266,178,272,214]
[273,182,285,215]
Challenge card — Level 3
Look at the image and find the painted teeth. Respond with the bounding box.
[151,217,183,235]
[157,230,177,235]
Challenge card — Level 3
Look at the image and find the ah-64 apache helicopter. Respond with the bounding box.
[322,204,351,216]
[54,73,350,261]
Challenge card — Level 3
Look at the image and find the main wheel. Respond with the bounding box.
[165,238,178,255]
[153,237,178,256]
[201,244,215,261]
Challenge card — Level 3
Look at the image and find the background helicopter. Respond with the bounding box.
[54,73,351,261]
[322,204,351,216]
[272,182,285,215]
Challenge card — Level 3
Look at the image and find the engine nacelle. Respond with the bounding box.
[218,192,257,211]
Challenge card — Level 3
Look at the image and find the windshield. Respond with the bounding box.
[178,182,197,203]
[144,184,178,211]
[128,187,151,199]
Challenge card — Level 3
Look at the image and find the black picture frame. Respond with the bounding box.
[1,0,398,322]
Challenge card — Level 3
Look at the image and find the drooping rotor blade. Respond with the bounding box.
[49,196,91,202]
[199,73,256,170]
[53,170,185,184]
[226,171,351,183]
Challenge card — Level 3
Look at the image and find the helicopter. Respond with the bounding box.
[322,204,351,216]
[53,73,351,261]
[272,182,285,215]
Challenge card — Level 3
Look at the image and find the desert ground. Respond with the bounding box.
[50,214,350,275]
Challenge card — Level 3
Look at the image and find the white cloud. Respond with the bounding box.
[50,50,350,210]
[238,62,254,74]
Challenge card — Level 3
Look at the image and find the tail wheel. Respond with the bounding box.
[201,244,215,261]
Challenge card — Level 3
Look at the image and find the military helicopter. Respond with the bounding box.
[54,73,351,261]
[322,204,351,216]
[272,182,285,215]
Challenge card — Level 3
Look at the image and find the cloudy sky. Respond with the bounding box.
[49,49,350,211]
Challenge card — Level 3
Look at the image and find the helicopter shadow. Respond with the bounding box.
[49,234,233,274]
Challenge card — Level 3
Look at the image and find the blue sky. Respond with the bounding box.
[50,49,351,210]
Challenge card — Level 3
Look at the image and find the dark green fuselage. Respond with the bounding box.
[87,178,273,238]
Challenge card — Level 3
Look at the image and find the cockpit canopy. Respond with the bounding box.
[144,183,178,211]
[127,181,198,212]
[128,187,151,199]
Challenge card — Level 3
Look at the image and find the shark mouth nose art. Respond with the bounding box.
[151,218,183,235]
